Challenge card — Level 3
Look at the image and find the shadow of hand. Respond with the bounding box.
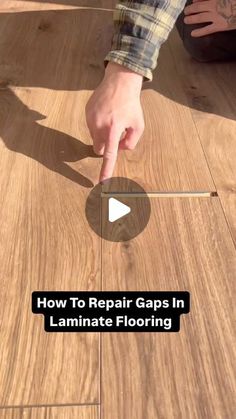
[1,88,99,188]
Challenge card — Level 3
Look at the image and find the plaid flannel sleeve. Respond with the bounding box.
[104,0,186,82]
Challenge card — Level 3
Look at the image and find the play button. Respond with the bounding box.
[108,198,131,222]
[85,177,151,242]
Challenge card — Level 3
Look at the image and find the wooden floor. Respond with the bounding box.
[0,1,235,418]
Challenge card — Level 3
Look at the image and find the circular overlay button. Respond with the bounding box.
[85,177,151,242]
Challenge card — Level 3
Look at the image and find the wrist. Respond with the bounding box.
[104,61,143,89]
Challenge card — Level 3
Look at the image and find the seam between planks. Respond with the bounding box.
[0,403,100,410]
[101,191,218,198]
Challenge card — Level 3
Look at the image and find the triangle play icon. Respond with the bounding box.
[108,198,131,223]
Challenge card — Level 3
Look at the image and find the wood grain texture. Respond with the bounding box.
[107,42,216,192]
[167,29,236,244]
[0,90,100,406]
[112,92,215,192]
[0,2,214,193]
[102,198,236,419]
[1,1,235,415]
[0,2,103,406]
[0,7,114,91]
[0,406,98,419]
[0,0,116,12]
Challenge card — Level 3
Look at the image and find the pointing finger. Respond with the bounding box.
[99,126,122,183]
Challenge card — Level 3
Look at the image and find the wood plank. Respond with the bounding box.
[0,4,103,406]
[0,91,100,406]
[0,0,116,12]
[0,406,98,419]
[106,40,216,192]
[0,7,114,91]
[167,29,236,244]
[102,197,236,419]
[0,4,214,192]
[106,82,215,191]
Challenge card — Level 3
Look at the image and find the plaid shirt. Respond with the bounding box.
[104,0,186,82]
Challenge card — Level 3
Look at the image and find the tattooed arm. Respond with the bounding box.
[184,0,236,37]
[217,0,236,28]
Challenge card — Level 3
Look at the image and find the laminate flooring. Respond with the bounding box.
[0,1,235,418]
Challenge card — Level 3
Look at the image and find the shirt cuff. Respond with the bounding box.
[104,52,153,83]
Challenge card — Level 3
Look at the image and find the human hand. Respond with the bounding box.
[85,62,144,184]
[184,0,236,37]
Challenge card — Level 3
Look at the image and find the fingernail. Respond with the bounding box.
[100,178,110,186]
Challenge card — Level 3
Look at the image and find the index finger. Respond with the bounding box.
[99,144,119,184]
[99,126,122,183]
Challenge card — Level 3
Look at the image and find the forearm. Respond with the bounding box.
[104,0,187,82]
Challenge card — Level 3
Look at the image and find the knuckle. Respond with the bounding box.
[107,120,119,132]
[125,143,135,150]
[93,145,104,156]
[104,149,117,159]
[95,120,112,132]
[93,118,102,129]
[88,114,119,134]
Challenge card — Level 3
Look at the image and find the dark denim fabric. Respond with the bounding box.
[176,0,236,62]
